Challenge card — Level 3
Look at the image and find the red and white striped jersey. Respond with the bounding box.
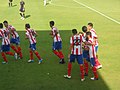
[70,34,84,55]
[26,28,36,44]
[87,38,96,58]
[90,28,98,46]
[82,33,89,49]
[51,27,62,42]
[6,25,19,39]
[0,28,10,45]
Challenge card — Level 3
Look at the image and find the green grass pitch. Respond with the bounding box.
[0,0,120,90]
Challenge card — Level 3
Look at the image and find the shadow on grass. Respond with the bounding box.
[12,4,17,7]
[0,30,110,90]
[25,15,31,19]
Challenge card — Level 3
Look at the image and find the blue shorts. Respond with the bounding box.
[83,50,90,62]
[90,58,96,66]
[52,41,62,50]
[70,54,83,64]
[1,45,10,52]
[95,46,98,53]
[29,43,36,51]
[10,37,20,45]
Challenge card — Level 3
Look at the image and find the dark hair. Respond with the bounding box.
[49,21,54,26]
[86,31,92,37]
[25,23,30,28]
[82,26,87,33]
[88,22,93,27]
[0,23,3,28]
[72,29,77,35]
[3,20,8,24]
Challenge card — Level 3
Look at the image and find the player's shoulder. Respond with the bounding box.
[52,26,58,30]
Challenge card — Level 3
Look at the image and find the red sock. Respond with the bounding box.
[5,52,14,56]
[30,51,33,60]
[1,52,8,62]
[68,62,72,76]
[95,58,101,66]
[59,51,64,59]
[34,51,41,60]
[92,66,98,79]
[84,62,88,74]
[11,45,19,53]
[17,47,23,58]
[53,50,61,59]
[80,65,84,79]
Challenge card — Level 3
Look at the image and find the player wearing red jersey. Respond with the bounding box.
[3,21,23,59]
[86,31,98,80]
[0,23,17,64]
[25,24,42,64]
[64,29,85,81]
[81,26,89,76]
[87,23,102,69]
[49,21,65,64]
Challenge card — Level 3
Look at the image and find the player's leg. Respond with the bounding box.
[44,0,47,6]
[90,58,98,80]
[3,45,14,56]
[19,11,25,20]
[1,51,8,64]
[77,55,85,81]
[33,50,42,64]
[9,0,11,7]
[16,45,23,59]
[83,50,89,76]
[5,44,17,59]
[20,11,23,18]
[58,41,65,64]
[1,45,16,64]
[28,44,34,63]
[16,37,23,59]
[95,46,102,69]
[30,43,42,64]
[52,42,62,61]
[10,38,20,59]
[64,54,75,79]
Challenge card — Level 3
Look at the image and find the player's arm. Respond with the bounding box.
[32,29,38,37]
[68,44,73,59]
[25,32,29,39]
[49,31,54,38]
[68,37,74,59]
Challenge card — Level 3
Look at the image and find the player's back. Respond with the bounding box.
[0,29,10,45]
[71,34,83,55]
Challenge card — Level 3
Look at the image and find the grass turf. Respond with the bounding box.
[0,0,120,90]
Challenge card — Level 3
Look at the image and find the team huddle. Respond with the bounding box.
[64,23,102,81]
[0,20,102,81]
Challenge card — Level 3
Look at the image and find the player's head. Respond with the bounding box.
[25,23,30,29]
[86,31,92,38]
[3,20,8,28]
[82,26,87,33]
[72,29,77,35]
[49,21,55,27]
[87,22,93,30]
[0,23,3,29]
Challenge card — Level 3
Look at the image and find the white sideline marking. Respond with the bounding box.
[73,0,120,25]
